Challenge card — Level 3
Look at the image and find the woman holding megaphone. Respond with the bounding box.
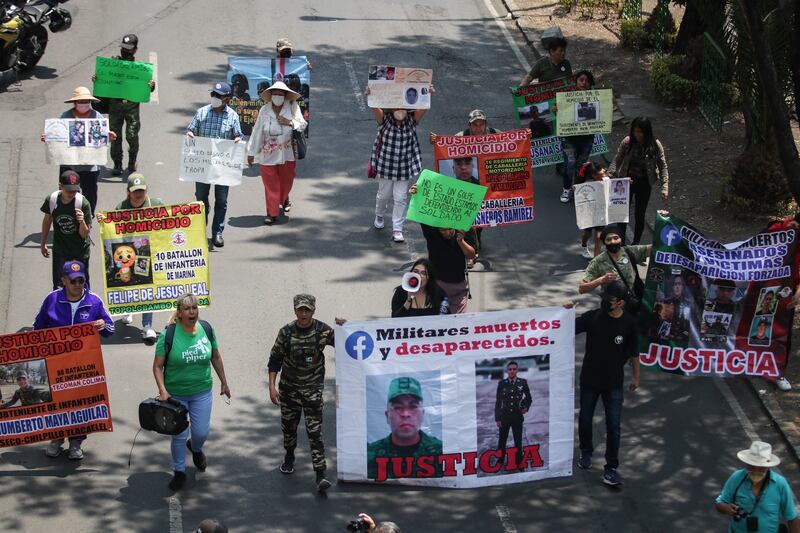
[391,259,449,317]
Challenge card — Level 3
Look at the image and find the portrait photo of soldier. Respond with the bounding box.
[366,374,443,480]
[495,360,532,468]
[0,364,51,409]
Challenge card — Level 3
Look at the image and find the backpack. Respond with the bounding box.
[49,191,86,215]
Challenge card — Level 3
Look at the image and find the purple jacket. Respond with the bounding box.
[33,288,115,337]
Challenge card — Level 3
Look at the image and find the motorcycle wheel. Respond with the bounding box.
[17,26,48,72]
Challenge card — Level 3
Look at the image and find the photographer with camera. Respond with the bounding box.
[347,513,401,533]
[715,441,798,533]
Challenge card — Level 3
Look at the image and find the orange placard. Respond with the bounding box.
[434,130,533,227]
[0,325,112,448]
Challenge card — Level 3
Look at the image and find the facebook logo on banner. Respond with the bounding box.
[345,331,374,361]
[661,224,681,246]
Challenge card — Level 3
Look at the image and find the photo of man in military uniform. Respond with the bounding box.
[495,360,533,467]
[1,371,49,409]
[367,376,443,479]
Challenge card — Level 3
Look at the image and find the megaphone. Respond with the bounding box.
[401,272,422,293]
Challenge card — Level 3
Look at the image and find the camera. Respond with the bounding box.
[732,507,758,532]
[346,519,370,532]
[732,506,748,521]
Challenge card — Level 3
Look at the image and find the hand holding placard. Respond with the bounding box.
[407,170,487,231]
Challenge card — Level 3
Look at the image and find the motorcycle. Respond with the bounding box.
[0,0,71,81]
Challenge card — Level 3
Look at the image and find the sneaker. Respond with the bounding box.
[68,441,83,460]
[264,216,276,226]
[111,162,123,176]
[45,439,63,458]
[578,451,592,469]
[776,377,792,391]
[602,467,624,486]
[143,328,157,346]
[315,469,332,492]
[168,471,186,491]
[560,188,571,203]
[283,198,292,213]
[392,231,405,243]
[580,246,594,259]
[121,314,134,325]
[373,215,385,229]
[212,234,224,248]
[280,450,295,474]
[186,439,206,472]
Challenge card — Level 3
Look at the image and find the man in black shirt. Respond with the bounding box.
[571,281,640,486]
[495,360,533,467]
[420,225,476,314]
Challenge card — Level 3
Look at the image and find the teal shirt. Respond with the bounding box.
[716,469,798,532]
[155,324,219,396]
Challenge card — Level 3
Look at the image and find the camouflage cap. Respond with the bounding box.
[468,109,487,122]
[387,376,423,402]
[276,38,293,51]
[293,293,316,310]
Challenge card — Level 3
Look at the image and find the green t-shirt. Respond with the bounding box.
[527,57,572,83]
[40,193,92,260]
[114,197,165,210]
[155,324,219,396]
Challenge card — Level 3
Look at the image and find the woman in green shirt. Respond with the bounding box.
[153,293,231,491]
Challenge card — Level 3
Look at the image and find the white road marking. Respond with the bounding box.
[714,378,760,442]
[168,494,183,533]
[149,51,159,105]
[345,61,366,111]
[495,505,518,533]
[482,0,531,72]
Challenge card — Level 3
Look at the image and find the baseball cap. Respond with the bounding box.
[195,519,228,533]
[387,376,423,402]
[127,173,147,191]
[468,109,487,122]
[276,38,293,51]
[15,371,28,380]
[121,34,138,50]
[62,260,87,281]
[209,82,232,97]
[294,293,316,311]
[59,170,81,192]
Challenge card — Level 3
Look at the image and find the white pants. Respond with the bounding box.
[375,178,410,232]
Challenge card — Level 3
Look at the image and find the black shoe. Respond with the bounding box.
[186,439,206,472]
[283,198,292,213]
[127,161,137,172]
[168,471,186,491]
[315,469,331,492]
[280,450,295,474]
[212,234,224,248]
[264,216,276,225]
[208,237,214,251]
[111,162,122,176]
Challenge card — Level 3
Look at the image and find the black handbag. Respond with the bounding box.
[138,397,189,435]
[292,130,307,160]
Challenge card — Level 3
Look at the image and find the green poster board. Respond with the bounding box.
[555,89,613,137]
[407,170,487,231]
[93,57,153,103]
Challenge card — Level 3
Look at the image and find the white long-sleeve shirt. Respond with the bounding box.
[246,101,307,166]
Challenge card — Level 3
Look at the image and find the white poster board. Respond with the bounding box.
[335,307,575,488]
[367,66,432,109]
[574,178,630,229]
[44,118,109,165]
[178,136,245,187]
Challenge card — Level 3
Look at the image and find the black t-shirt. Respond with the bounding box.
[390,285,447,317]
[420,224,477,283]
[40,193,92,260]
[575,309,638,390]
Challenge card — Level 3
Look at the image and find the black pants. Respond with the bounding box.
[59,166,99,217]
[619,178,652,244]
[497,412,523,461]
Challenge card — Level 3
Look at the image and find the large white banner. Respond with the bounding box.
[44,118,109,166]
[574,178,630,230]
[179,136,245,187]
[335,307,575,488]
[367,66,432,110]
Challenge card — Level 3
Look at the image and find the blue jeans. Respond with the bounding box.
[169,389,212,472]
[578,386,623,469]
[141,312,153,329]
[562,136,594,190]
[194,183,229,236]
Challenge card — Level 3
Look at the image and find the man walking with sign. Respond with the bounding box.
[186,82,243,249]
[495,361,532,468]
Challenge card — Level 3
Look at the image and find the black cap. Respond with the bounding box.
[602,280,627,301]
[121,34,138,50]
[196,519,228,533]
[600,224,623,243]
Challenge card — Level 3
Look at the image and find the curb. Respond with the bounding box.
[496,0,800,462]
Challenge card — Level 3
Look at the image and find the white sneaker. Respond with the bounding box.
[143,328,157,346]
[560,188,571,203]
[776,377,792,391]
[121,314,134,325]
[46,439,64,458]
[392,231,405,243]
[581,246,594,259]
[373,215,385,229]
[68,441,83,460]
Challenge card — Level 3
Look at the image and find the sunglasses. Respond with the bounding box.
[68,278,86,285]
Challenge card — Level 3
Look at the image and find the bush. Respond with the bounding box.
[650,55,700,105]
[621,20,651,50]
[721,144,793,216]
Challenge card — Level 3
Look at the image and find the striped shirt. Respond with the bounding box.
[187,105,242,140]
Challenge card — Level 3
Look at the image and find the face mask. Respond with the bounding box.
[606,242,621,254]
[393,110,408,121]
[75,103,92,113]
[271,95,285,106]
[747,471,767,484]
[600,299,613,313]
[210,97,223,108]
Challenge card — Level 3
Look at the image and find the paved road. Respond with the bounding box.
[0,0,797,531]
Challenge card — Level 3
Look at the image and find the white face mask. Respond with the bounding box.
[75,103,92,113]
[271,94,285,106]
[210,97,223,108]
[393,110,407,121]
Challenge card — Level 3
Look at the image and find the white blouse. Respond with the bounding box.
[246,101,307,166]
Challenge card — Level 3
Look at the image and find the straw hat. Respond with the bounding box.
[737,441,780,467]
[259,81,300,102]
[64,86,99,103]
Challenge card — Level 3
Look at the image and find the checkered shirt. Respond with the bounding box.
[187,105,243,140]
[369,114,421,181]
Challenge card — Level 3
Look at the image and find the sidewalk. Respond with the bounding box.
[500,0,800,461]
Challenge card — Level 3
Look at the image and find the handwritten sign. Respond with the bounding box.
[93,57,153,103]
[407,170,487,231]
[178,136,245,187]
[555,89,613,136]
[367,66,432,109]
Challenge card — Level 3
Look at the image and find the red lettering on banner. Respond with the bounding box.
[439,453,462,476]
[479,449,503,474]
[640,344,780,378]
[461,451,478,475]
